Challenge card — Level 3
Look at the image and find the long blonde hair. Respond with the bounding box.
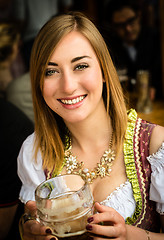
[30,12,127,172]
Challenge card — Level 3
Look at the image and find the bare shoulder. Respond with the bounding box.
[149,125,164,155]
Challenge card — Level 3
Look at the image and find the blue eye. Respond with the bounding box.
[45,69,58,76]
[75,64,88,71]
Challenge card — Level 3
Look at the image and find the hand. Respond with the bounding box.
[20,201,58,240]
[86,202,127,240]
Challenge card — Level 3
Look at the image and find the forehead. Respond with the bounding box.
[50,31,96,60]
[112,7,136,23]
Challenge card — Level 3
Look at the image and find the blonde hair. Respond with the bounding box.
[30,12,127,172]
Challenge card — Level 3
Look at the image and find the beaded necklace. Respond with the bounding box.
[64,131,115,183]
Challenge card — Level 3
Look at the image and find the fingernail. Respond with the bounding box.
[46,228,52,234]
[86,224,92,231]
[87,217,93,223]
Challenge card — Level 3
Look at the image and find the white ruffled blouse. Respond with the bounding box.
[17,133,164,220]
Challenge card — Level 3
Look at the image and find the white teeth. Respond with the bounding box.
[61,96,85,105]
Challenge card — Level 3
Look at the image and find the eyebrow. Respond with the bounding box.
[71,55,90,63]
[48,55,90,66]
[48,62,58,66]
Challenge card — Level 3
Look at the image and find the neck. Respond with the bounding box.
[65,107,112,152]
[64,110,115,184]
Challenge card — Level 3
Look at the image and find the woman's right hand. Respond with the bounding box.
[21,201,57,240]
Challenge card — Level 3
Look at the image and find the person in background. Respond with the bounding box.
[7,72,34,123]
[17,12,164,240]
[0,22,20,97]
[101,0,161,101]
[0,98,34,240]
[12,0,73,71]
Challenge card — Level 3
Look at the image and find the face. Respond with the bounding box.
[112,7,141,44]
[43,31,105,124]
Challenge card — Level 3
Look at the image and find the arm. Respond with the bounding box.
[149,125,164,156]
[17,136,55,239]
[149,125,164,231]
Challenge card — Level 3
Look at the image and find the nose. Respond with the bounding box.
[60,70,77,94]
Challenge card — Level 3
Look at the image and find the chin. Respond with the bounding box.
[64,114,88,124]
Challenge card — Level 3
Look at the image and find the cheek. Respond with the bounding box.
[42,80,60,112]
[43,85,58,111]
[86,69,103,91]
[43,80,56,98]
[116,29,125,37]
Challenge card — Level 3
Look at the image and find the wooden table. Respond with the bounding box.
[137,100,164,126]
[125,88,164,126]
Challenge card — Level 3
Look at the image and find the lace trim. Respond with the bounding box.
[124,109,142,225]
[100,180,130,203]
[157,210,164,215]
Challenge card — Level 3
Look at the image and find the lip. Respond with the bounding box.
[58,94,87,109]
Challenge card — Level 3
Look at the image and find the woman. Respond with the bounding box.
[18,12,164,240]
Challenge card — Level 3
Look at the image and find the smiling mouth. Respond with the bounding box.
[59,95,86,105]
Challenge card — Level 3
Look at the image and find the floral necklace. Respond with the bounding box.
[64,131,115,184]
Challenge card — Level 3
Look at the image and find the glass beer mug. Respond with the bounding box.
[35,174,94,238]
[136,70,152,113]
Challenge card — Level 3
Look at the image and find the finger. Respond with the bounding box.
[91,202,125,224]
[24,219,47,235]
[86,203,126,238]
[23,234,57,240]
[94,202,115,214]
[45,237,58,240]
[23,202,58,240]
[87,222,126,238]
[25,200,37,216]
[86,223,118,238]
[40,235,58,240]
[92,211,124,225]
